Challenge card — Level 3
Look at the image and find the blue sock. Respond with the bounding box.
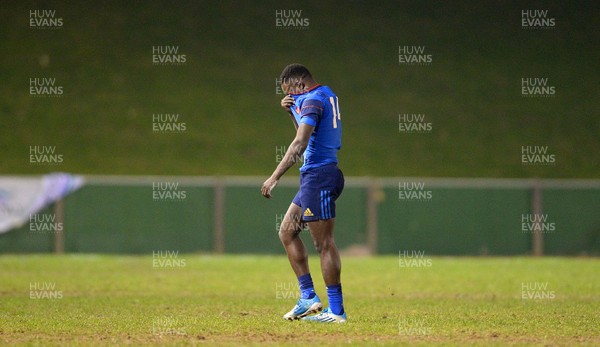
[298,273,315,299]
[326,284,344,315]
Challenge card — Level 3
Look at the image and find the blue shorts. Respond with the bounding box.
[292,163,344,222]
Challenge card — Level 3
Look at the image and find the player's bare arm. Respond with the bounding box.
[261,123,314,199]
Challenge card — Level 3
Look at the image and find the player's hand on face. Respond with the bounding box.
[261,176,279,199]
[280,95,295,112]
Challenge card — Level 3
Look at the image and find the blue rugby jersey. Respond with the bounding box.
[289,85,342,172]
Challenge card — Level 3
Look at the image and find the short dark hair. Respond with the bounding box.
[279,64,313,83]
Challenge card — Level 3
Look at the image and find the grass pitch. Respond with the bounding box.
[0,255,598,346]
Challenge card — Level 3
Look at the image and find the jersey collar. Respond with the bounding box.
[289,84,321,96]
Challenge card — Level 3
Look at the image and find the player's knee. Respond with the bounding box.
[313,236,334,254]
[313,239,323,253]
[278,228,290,243]
[278,223,297,243]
